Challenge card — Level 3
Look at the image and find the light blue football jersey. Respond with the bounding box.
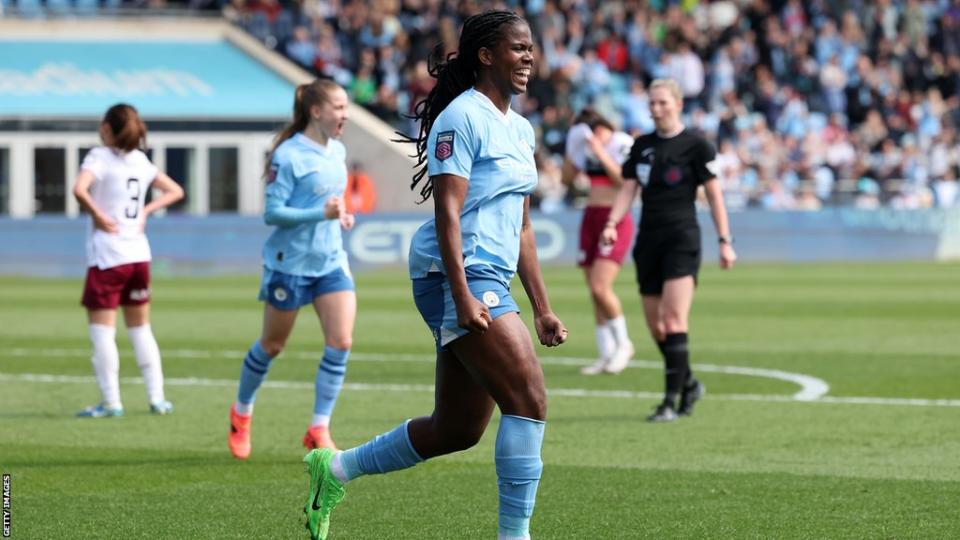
[262,133,348,277]
[408,88,539,284]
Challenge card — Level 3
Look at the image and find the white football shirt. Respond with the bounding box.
[564,123,634,173]
[80,146,158,269]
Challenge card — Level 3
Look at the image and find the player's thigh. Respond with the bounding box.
[260,303,299,350]
[589,259,622,292]
[641,294,664,337]
[449,312,545,419]
[660,276,695,327]
[432,349,496,433]
[641,294,660,324]
[121,303,150,327]
[581,268,604,322]
[87,309,117,326]
[312,290,356,349]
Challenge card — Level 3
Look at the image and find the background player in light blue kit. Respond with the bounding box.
[302,11,567,540]
[228,79,357,460]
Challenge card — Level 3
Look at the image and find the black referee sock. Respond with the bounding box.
[684,352,697,389]
[660,338,697,388]
[661,333,690,408]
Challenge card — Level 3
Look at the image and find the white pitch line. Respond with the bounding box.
[515,355,830,401]
[0,372,957,408]
[7,347,830,400]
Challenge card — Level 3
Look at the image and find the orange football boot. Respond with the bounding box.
[303,425,338,451]
[228,405,252,460]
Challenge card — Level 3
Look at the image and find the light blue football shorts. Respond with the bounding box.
[412,272,520,351]
[258,266,355,311]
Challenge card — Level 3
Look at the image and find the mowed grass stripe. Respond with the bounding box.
[1,263,959,538]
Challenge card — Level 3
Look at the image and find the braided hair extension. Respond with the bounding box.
[395,10,526,203]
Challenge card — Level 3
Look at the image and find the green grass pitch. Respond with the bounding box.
[1,262,958,539]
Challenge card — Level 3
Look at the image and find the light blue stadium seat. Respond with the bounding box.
[75,0,100,16]
[15,0,44,18]
[45,0,72,16]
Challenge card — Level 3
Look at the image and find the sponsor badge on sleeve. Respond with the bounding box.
[435,131,455,161]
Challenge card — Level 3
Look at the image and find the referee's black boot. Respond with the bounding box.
[678,379,705,417]
[646,401,678,423]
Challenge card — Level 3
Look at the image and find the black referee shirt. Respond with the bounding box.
[621,129,716,230]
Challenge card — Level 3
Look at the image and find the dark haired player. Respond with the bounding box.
[302,10,566,540]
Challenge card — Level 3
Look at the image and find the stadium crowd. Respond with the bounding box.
[224,0,960,210]
[8,0,958,209]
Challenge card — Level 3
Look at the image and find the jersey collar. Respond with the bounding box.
[655,126,685,139]
[293,132,329,155]
[468,88,511,124]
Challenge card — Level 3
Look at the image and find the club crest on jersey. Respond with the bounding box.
[267,163,279,184]
[664,166,683,186]
[435,131,455,161]
[273,287,288,302]
[482,290,500,308]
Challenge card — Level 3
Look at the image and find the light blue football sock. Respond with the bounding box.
[339,420,424,481]
[314,346,350,417]
[237,340,274,405]
[495,415,545,539]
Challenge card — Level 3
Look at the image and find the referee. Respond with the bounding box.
[601,79,737,422]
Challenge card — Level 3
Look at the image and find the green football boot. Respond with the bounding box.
[303,448,345,540]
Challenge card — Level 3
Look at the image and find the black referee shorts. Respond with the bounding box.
[632,226,702,296]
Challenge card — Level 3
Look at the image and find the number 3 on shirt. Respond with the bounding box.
[125,178,141,219]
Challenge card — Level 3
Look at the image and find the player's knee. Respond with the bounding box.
[517,386,547,421]
[326,336,352,350]
[588,280,609,302]
[646,320,665,340]
[648,326,666,342]
[662,314,687,334]
[442,424,485,453]
[260,339,285,357]
[427,414,485,454]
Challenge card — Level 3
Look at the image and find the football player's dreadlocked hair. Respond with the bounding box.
[396,10,525,203]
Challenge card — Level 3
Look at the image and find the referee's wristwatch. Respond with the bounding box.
[718,235,734,245]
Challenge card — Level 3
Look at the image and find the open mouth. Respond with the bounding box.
[513,67,531,85]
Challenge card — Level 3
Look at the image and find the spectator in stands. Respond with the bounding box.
[620,78,654,135]
[932,168,960,207]
[227,0,960,210]
[286,26,318,69]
